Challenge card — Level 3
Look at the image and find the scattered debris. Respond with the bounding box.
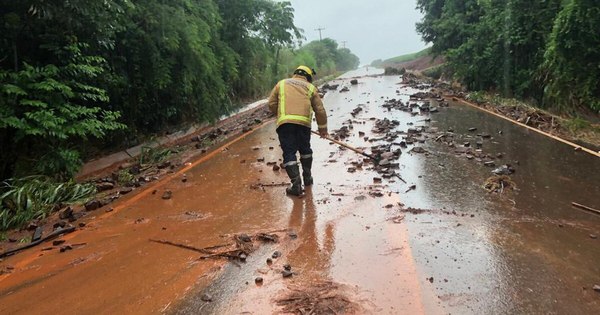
[492,164,515,175]
[151,230,284,263]
[321,83,339,91]
[411,146,427,154]
[276,281,361,315]
[0,226,76,259]
[387,214,405,224]
[484,175,516,193]
[256,233,279,243]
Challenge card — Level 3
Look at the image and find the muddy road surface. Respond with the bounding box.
[1,68,599,314]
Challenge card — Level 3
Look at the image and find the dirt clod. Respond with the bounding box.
[161,190,172,200]
[238,234,252,243]
[201,293,213,302]
[282,270,293,278]
[59,207,73,220]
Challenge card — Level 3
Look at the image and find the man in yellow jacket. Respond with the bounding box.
[268,66,328,196]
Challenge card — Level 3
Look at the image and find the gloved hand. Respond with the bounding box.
[318,128,328,138]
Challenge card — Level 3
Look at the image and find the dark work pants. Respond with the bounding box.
[276,123,313,165]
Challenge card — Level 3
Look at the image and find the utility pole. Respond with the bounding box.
[341,41,347,48]
[315,27,325,41]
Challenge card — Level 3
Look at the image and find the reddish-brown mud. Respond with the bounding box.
[1,67,599,314]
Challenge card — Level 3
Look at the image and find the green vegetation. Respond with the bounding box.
[416,0,600,114]
[564,117,592,132]
[280,38,360,78]
[0,1,359,183]
[0,176,96,230]
[0,1,360,229]
[138,145,178,166]
[372,47,432,66]
[422,64,444,80]
[115,169,135,186]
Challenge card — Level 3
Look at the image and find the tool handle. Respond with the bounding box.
[311,130,373,159]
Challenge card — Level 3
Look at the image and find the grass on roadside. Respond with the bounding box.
[0,176,96,231]
[138,145,179,166]
[465,91,600,146]
[383,47,432,64]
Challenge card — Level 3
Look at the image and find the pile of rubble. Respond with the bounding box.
[484,175,516,193]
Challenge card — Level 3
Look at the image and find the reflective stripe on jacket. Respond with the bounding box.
[268,75,327,130]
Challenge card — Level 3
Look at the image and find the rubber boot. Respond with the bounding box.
[300,157,313,186]
[285,164,303,196]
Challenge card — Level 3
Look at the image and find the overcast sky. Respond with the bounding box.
[284,0,428,65]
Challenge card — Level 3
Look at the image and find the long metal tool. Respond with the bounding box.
[311,130,379,162]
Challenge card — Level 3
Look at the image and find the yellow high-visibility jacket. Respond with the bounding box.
[268,75,327,131]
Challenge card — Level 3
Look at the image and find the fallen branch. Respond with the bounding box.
[256,233,279,243]
[250,182,288,189]
[149,239,230,254]
[258,228,289,235]
[394,173,407,183]
[200,250,244,260]
[572,202,600,216]
[0,226,76,259]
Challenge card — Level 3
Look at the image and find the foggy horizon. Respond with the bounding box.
[285,0,428,65]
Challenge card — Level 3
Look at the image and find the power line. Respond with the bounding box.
[341,41,347,48]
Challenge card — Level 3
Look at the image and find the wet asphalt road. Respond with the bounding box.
[173,68,600,314]
[1,68,599,314]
